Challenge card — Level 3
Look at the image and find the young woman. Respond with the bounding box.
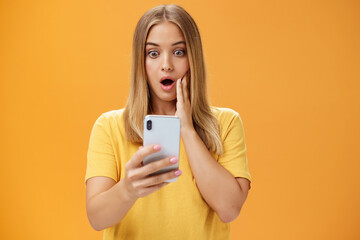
[85,4,251,240]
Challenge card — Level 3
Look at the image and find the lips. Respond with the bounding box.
[160,76,176,91]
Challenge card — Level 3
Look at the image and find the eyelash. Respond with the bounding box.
[174,50,186,56]
[147,49,186,58]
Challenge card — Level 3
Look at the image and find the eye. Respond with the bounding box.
[174,49,186,56]
[148,50,159,58]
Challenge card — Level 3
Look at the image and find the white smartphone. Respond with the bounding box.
[143,115,180,182]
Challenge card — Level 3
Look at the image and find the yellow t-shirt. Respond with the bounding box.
[85,106,251,240]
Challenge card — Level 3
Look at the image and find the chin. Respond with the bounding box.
[162,96,177,102]
[159,93,177,102]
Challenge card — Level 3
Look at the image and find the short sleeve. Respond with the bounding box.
[218,112,252,183]
[85,114,118,183]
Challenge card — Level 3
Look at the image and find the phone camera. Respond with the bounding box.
[146,120,152,130]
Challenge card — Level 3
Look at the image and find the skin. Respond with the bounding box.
[145,21,189,114]
[86,21,250,231]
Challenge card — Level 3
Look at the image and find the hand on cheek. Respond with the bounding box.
[175,74,193,132]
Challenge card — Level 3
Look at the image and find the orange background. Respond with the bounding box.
[1,0,359,239]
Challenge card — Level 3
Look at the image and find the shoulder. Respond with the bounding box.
[210,106,241,123]
[99,108,125,120]
[210,106,245,138]
[93,108,126,129]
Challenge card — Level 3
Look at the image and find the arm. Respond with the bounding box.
[86,177,135,231]
[175,77,250,223]
[181,127,250,223]
[86,145,182,231]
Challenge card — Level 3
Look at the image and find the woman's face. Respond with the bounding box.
[145,21,190,104]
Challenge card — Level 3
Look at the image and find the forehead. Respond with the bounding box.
[146,21,185,45]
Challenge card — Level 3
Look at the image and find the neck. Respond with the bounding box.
[150,99,176,115]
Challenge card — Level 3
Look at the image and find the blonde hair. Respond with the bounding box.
[123,4,223,155]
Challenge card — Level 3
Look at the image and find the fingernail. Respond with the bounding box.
[170,157,178,163]
[154,145,161,150]
[174,169,182,176]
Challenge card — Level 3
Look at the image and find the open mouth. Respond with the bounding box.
[161,79,175,86]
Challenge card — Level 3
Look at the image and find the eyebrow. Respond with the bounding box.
[145,41,186,47]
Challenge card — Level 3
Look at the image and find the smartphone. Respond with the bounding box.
[143,115,180,182]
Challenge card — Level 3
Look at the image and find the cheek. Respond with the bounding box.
[145,59,156,77]
[185,59,190,71]
[177,58,190,72]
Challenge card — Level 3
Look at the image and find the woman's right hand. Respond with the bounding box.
[123,144,182,201]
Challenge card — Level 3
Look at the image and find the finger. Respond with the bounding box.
[128,156,177,181]
[126,144,161,169]
[141,156,178,176]
[176,78,184,103]
[135,169,182,188]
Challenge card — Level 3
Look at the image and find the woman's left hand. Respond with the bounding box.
[175,74,194,133]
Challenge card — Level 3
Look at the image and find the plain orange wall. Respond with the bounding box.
[1,0,359,239]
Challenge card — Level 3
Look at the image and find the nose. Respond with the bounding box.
[161,54,173,72]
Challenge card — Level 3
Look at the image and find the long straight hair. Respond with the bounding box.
[123,4,223,155]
